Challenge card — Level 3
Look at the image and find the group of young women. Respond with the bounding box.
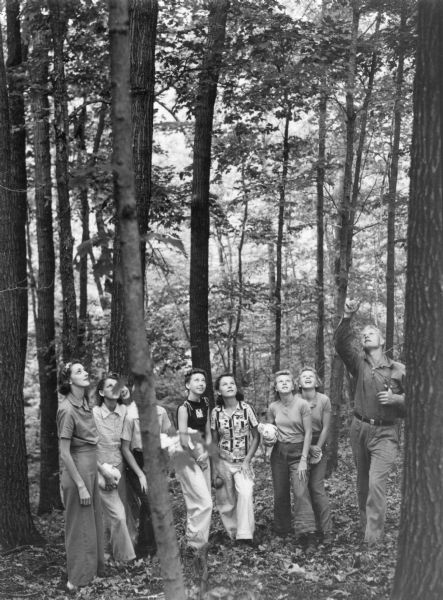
[56,362,332,591]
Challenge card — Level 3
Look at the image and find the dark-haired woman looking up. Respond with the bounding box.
[57,362,105,592]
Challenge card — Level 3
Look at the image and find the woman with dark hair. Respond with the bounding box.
[176,368,212,554]
[211,373,259,544]
[56,361,105,592]
[297,367,332,544]
[93,373,140,563]
[268,370,316,549]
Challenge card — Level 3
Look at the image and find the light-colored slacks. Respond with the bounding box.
[215,458,255,540]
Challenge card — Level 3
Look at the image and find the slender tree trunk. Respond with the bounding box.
[0,21,41,547]
[232,163,249,379]
[392,2,443,597]
[76,103,90,364]
[273,110,290,373]
[385,6,407,359]
[108,2,185,597]
[29,11,62,515]
[189,0,229,400]
[48,0,78,360]
[316,88,327,385]
[328,4,359,473]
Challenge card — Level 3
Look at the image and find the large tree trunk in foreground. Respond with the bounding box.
[109,0,158,375]
[48,0,78,360]
[189,0,229,401]
[0,22,41,548]
[29,11,62,514]
[108,2,185,598]
[392,2,443,598]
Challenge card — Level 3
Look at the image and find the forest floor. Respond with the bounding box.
[0,418,403,600]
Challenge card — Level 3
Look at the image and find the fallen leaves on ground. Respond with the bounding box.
[0,438,401,599]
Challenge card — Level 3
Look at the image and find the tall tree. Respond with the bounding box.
[189,0,229,396]
[0,21,41,547]
[108,1,185,597]
[29,7,62,514]
[392,1,443,598]
[109,0,158,374]
[48,0,78,360]
[273,109,291,373]
[385,3,407,359]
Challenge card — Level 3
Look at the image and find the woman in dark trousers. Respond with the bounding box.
[57,361,105,591]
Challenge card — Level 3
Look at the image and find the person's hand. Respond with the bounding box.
[344,299,360,318]
[310,445,322,459]
[103,471,118,490]
[77,483,91,506]
[377,387,396,406]
[298,456,308,481]
[241,460,254,480]
[138,473,148,493]
[196,451,209,470]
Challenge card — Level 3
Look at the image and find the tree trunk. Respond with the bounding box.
[273,110,290,373]
[108,2,185,597]
[29,10,62,515]
[109,0,158,375]
[189,0,229,400]
[0,21,41,547]
[327,4,359,474]
[315,88,327,386]
[232,163,249,379]
[76,103,90,365]
[392,2,443,598]
[48,0,78,360]
[385,6,407,359]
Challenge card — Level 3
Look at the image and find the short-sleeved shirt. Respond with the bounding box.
[93,403,130,466]
[334,318,405,421]
[268,395,311,444]
[124,402,172,451]
[211,402,258,463]
[179,397,209,435]
[307,392,331,437]
[57,393,99,449]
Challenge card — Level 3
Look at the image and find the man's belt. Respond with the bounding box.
[354,412,395,427]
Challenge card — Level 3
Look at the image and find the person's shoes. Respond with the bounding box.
[298,532,317,553]
[235,538,256,548]
[66,581,78,594]
[321,531,334,545]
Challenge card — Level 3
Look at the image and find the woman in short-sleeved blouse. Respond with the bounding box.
[297,367,332,544]
[56,362,105,591]
[268,370,316,547]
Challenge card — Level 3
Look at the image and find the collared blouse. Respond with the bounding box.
[92,403,130,466]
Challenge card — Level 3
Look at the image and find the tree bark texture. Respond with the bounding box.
[0,22,41,547]
[385,6,407,359]
[109,0,158,374]
[29,13,62,514]
[392,2,443,598]
[108,2,185,597]
[6,0,28,362]
[189,0,229,400]
[48,0,78,360]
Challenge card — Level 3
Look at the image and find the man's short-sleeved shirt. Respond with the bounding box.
[93,403,129,466]
[211,402,258,463]
[268,395,311,444]
[57,393,99,447]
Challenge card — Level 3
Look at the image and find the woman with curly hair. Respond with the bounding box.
[211,372,259,544]
[56,361,105,591]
